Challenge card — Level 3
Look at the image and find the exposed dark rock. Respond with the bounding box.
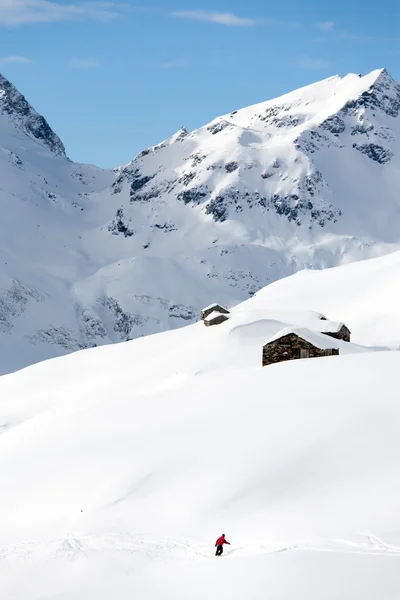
[108,208,135,237]
[351,123,374,135]
[353,143,393,164]
[187,153,207,168]
[207,120,230,135]
[225,161,239,173]
[0,74,66,156]
[205,196,229,222]
[102,296,145,341]
[169,304,196,321]
[320,115,346,135]
[29,327,89,351]
[0,280,42,333]
[152,222,177,233]
[136,148,151,159]
[9,151,23,168]
[340,72,400,119]
[130,169,155,194]
[179,171,196,186]
[177,186,208,205]
[261,171,274,179]
[260,105,283,123]
[271,114,305,128]
[81,310,107,339]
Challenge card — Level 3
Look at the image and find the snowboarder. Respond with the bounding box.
[215,533,230,556]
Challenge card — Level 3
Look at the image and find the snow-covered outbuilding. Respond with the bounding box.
[201,303,230,325]
[262,327,340,367]
[319,320,351,342]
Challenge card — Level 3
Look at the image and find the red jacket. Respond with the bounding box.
[215,535,230,546]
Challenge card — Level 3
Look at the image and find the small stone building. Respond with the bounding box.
[320,322,351,342]
[201,303,230,321]
[204,311,230,327]
[262,327,339,367]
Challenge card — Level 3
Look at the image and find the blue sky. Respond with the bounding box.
[0,0,398,167]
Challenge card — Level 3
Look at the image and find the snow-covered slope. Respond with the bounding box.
[240,248,400,347]
[1,252,400,599]
[1,68,400,373]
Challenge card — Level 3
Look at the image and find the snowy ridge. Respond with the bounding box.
[0,74,66,156]
[1,68,400,372]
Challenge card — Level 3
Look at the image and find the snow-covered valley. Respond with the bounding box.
[1,248,400,598]
[1,67,400,373]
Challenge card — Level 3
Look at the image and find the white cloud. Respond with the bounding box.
[316,21,334,31]
[172,10,256,27]
[0,1,125,26]
[69,57,101,69]
[339,31,400,42]
[299,57,329,69]
[0,55,32,63]
[162,58,187,69]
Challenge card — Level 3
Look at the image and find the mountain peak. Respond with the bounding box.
[0,73,66,157]
[343,67,400,119]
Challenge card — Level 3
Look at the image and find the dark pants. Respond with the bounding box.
[215,545,223,556]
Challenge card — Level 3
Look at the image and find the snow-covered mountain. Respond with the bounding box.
[1,67,400,373]
[1,249,400,599]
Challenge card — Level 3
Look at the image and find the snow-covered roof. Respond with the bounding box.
[318,321,347,334]
[265,327,341,350]
[202,303,227,312]
[204,311,230,322]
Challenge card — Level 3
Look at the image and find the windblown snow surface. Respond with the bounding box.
[1,250,400,599]
[1,67,400,372]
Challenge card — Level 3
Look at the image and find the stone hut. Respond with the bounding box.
[204,311,230,327]
[319,322,351,342]
[262,327,339,367]
[201,303,230,321]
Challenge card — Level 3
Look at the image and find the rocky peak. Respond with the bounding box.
[344,68,400,119]
[0,73,66,157]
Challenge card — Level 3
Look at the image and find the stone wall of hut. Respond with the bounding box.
[262,333,339,367]
[204,314,229,327]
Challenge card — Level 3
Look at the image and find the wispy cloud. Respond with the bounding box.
[162,58,187,69]
[339,31,400,43]
[0,55,32,64]
[299,56,329,69]
[172,10,256,27]
[316,21,334,31]
[69,57,101,69]
[0,1,125,26]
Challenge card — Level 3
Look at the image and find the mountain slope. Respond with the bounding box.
[1,68,400,373]
[1,251,400,598]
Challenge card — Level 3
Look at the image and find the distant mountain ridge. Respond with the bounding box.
[0,74,66,157]
[0,67,399,373]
